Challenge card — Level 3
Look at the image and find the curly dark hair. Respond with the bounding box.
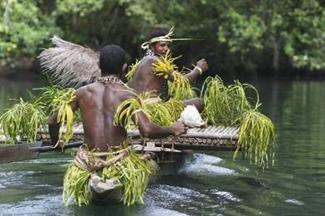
[147,28,168,41]
[99,45,127,75]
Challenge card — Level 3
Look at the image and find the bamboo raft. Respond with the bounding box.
[40,125,239,151]
[0,125,238,163]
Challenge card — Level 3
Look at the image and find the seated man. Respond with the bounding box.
[49,45,185,206]
[127,28,208,111]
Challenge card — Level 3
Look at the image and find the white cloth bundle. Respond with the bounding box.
[179,105,206,127]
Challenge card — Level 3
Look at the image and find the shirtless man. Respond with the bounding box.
[127,28,208,111]
[49,44,185,152]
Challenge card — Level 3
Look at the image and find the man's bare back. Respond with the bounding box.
[72,81,133,151]
[49,45,185,152]
[128,56,163,94]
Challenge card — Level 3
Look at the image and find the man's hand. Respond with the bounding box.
[170,121,186,136]
[196,59,208,73]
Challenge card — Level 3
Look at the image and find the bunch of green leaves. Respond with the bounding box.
[63,164,91,206]
[226,81,259,123]
[36,85,82,123]
[52,88,76,144]
[161,99,184,123]
[168,72,195,100]
[34,85,67,114]
[114,92,152,128]
[152,52,179,79]
[145,101,172,126]
[114,92,184,128]
[35,86,76,144]
[102,150,152,206]
[234,110,276,168]
[125,59,140,81]
[201,76,258,126]
[145,98,184,126]
[202,75,275,168]
[0,98,46,143]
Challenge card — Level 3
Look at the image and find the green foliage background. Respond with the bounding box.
[0,0,324,76]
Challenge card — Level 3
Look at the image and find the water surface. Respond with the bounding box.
[0,78,324,215]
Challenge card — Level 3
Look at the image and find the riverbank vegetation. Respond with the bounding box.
[1,0,324,77]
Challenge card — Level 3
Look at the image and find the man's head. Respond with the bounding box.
[147,29,171,56]
[99,45,128,76]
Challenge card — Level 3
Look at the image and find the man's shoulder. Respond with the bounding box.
[141,55,159,64]
[75,82,98,94]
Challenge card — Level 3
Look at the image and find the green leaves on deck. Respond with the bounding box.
[0,85,76,144]
[0,98,46,143]
[235,110,275,168]
[201,76,275,168]
[201,76,259,126]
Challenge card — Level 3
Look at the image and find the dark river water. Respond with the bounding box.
[0,78,324,215]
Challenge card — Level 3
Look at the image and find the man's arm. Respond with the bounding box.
[185,59,208,83]
[136,111,185,138]
[48,113,60,146]
[48,92,79,146]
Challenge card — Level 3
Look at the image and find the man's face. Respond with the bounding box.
[151,41,170,56]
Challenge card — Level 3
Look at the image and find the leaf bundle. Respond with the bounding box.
[201,76,275,168]
[114,93,184,128]
[152,52,179,79]
[201,76,258,126]
[168,72,195,100]
[34,85,67,114]
[113,92,153,128]
[234,110,276,168]
[52,88,76,144]
[36,85,82,123]
[161,99,184,123]
[0,98,46,143]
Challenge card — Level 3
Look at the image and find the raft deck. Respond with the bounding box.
[40,125,239,151]
[0,125,238,163]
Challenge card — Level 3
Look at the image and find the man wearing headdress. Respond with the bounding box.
[127,27,208,110]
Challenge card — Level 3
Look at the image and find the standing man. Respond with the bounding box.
[49,45,185,206]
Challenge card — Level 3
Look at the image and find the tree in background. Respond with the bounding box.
[0,0,60,66]
[0,0,324,76]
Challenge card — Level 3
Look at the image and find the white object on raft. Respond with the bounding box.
[179,105,206,127]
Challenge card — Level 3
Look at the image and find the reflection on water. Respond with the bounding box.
[1,79,325,215]
[0,78,43,113]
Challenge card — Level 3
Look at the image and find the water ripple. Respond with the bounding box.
[179,153,236,176]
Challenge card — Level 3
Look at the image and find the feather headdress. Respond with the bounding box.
[141,27,192,50]
[38,36,100,88]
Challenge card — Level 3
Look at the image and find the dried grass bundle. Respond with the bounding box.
[38,36,100,88]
